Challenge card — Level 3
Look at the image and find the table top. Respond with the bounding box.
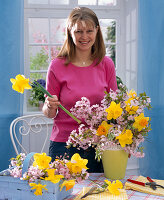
[66,173,164,200]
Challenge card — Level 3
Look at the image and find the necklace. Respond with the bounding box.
[72,58,92,67]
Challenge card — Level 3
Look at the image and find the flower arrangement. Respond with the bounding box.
[67,83,151,160]
[9,152,89,196]
[28,79,46,107]
[10,74,81,124]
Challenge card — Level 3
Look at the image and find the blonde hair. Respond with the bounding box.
[57,7,106,65]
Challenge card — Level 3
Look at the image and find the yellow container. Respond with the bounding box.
[102,148,128,180]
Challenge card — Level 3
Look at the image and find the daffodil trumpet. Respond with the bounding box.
[10,74,81,124]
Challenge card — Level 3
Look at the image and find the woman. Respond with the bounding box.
[42,7,117,172]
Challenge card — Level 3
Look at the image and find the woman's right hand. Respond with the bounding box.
[45,95,60,110]
[43,95,60,118]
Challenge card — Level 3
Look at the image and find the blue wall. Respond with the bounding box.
[0,1,24,170]
[138,0,164,179]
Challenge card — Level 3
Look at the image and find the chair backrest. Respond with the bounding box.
[10,114,53,155]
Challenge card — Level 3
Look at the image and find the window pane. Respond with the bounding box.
[29,18,49,43]
[99,19,116,43]
[50,19,67,43]
[29,46,49,71]
[30,72,47,81]
[98,0,117,6]
[100,19,116,65]
[50,0,69,4]
[28,0,48,4]
[106,45,115,65]
[78,0,96,5]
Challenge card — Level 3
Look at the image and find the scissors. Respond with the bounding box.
[146,177,164,190]
[127,176,164,190]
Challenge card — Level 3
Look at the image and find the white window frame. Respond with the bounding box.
[24,0,136,114]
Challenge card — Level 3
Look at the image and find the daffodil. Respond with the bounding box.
[105,101,123,120]
[33,153,51,170]
[96,121,112,136]
[29,183,47,196]
[104,180,123,195]
[66,153,88,174]
[125,98,139,114]
[10,74,32,93]
[44,169,64,183]
[127,89,137,98]
[60,180,75,191]
[125,98,133,106]
[125,105,139,115]
[133,113,149,131]
[116,129,133,147]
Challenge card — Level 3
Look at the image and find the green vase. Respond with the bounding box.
[102,147,128,180]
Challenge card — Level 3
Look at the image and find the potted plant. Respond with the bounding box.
[28,79,46,109]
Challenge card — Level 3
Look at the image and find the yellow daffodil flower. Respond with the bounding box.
[60,180,75,191]
[125,98,133,106]
[104,180,123,195]
[105,101,123,120]
[127,89,137,98]
[33,153,51,170]
[133,113,149,131]
[96,121,112,136]
[116,129,133,147]
[125,98,138,114]
[66,153,88,174]
[44,169,64,183]
[29,183,47,196]
[125,105,139,115]
[10,74,32,93]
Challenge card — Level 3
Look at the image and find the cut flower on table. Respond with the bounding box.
[10,74,81,124]
[9,153,89,196]
[104,179,123,195]
[78,178,126,199]
[67,83,151,160]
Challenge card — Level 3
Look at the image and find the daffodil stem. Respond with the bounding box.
[34,81,81,124]
[88,177,104,189]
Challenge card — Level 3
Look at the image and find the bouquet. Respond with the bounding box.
[67,83,151,160]
[9,153,89,196]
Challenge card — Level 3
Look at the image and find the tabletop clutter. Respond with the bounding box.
[72,175,164,200]
[0,152,164,200]
[0,75,162,199]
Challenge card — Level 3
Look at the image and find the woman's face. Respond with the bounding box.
[70,20,98,52]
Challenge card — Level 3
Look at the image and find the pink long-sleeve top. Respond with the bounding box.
[46,56,118,142]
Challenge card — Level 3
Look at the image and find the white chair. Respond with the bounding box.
[10,114,53,155]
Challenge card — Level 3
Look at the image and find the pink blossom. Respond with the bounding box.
[109,91,117,100]
[128,115,134,120]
